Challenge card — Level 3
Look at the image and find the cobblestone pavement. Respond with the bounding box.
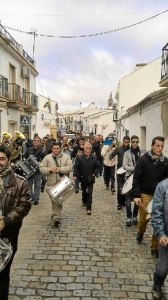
[9,176,168,300]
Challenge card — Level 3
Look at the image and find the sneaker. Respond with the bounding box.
[132,217,138,225]
[125,218,132,226]
[75,188,79,193]
[117,205,122,210]
[151,250,159,259]
[152,284,162,300]
[34,200,39,205]
[54,219,61,226]
[136,232,143,244]
[86,210,92,215]
[111,187,116,193]
[106,186,110,190]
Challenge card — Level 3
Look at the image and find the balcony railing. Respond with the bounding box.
[161,43,168,80]
[0,75,8,97]
[7,83,20,101]
[23,92,38,108]
[0,23,34,66]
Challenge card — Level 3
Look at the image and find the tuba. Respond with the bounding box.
[10,131,25,162]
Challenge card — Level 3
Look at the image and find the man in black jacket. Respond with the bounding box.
[109,136,130,210]
[24,136,46,205]
[73,143,99,215]
[71,137,85,193]
[133,136,168,259]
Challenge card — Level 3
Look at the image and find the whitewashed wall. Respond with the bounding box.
[117,57,164,110]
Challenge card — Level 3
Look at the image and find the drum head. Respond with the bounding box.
[117,167,126,175]
[121,173,133,195]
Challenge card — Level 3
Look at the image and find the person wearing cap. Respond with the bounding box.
[101,138,116,192]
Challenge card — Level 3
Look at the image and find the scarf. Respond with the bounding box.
[148,150,164,162]
[52,152,63,159]
[131,146,140,164]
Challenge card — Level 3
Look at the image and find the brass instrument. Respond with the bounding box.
[0,131,25,162]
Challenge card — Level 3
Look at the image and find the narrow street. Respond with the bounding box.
[9,176,168,300]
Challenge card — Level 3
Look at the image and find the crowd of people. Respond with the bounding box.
[0,130,168,299]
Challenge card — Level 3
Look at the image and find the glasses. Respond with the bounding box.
[132,141,139,144]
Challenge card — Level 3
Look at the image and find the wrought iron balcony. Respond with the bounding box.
[8,83,21,102]
[160,43,168,87]
[23,92,38,109]
[0,75,8,97]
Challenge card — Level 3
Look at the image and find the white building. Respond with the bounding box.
[0,23,38,140]
[36,94,59,138]
[116,58,165,111]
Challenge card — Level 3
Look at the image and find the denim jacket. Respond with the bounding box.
[151,178,168,240]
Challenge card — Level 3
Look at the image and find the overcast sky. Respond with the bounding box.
[0,0,168,112]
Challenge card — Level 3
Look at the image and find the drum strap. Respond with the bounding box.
[52,157,69,178]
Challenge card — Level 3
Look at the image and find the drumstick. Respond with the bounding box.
[138,202,148,212]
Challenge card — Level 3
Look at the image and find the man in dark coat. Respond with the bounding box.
[24,136,46,205]
[73,143,99,215]
[133,136,168,259]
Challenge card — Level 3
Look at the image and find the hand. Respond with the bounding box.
[134,198,141,205]
[159,236,168,246]
[0,218,5,231]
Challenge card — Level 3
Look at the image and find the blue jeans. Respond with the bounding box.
[28,171,42,201]
[103,165,115,188]
[125,194,139,218]
[154,244,168,286]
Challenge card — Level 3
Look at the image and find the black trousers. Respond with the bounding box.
[0,239,18,300]
[81,183,94,210]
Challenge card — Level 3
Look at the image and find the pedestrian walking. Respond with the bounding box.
[109,136,130,210]
[73,143,99,215]
[151,178,168,299]
[133,136,168,259]
[122,135,141,226]
[0,146,31,300]
[101,138,116,193]
[39,142,72,226]
[71,137,85,193]
[24,136,46,205]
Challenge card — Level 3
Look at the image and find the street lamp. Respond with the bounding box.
[41,114,44,121]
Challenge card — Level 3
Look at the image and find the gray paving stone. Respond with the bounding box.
[9,176,168,299]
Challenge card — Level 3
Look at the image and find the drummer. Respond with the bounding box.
[39,142,72,226]
[109,136,130,210]
[122,135,141,226]
[132,136,168,259]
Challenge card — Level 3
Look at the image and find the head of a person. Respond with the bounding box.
[84,143,92,155]
[131,135,139,149]
[123,136,130,148]
[0,146,11,173]
[52,142,62,156]
[23,132,29,139]
[94,135,100,142]
[33,137,42,149]
[151,136,165,156]
[62,136,68,145]
[79,137,85,147]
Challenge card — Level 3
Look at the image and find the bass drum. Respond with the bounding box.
[46,175,74,206]
[121,173,134,195]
